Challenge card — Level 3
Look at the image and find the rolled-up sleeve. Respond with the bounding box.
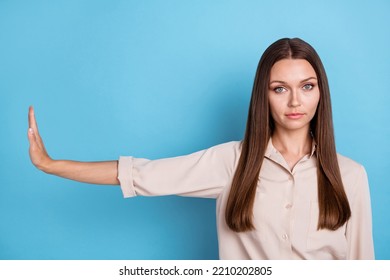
[117,141,240,199]
[345,165,375,259]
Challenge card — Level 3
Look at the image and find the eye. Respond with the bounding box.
[273,86,286,93]
[302,83,314,91]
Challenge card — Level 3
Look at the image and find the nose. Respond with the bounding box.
[288,90,301,108]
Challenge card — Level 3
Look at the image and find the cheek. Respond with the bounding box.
[313,94,320,110]
[268,95,284,110]
[307,94,320,115]
[268,99,282,118]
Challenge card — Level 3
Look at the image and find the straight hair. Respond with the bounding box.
[225,38,351,232]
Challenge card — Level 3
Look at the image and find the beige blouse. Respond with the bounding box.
[117,140,374,260]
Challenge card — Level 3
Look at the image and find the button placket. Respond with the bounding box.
[286,173,294,210]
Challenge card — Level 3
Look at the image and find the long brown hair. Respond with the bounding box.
[225,38,351,232]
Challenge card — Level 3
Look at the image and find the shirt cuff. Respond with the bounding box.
[117,156,137,198]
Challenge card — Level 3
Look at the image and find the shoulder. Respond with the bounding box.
[201,141,242,168]
[205,140,242,159]
[201,140,241,154]
[337,153,364,174]
[212,141,242,151]
[337,153,369,197]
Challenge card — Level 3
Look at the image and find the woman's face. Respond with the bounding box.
[268,58,320,134]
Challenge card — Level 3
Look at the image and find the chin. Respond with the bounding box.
[279,123,311,132]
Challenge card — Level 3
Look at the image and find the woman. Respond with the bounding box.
[28,38,374,259]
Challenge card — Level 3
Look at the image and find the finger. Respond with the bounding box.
[28,106,37,131]
[28,106,42,140]
[28,126,35,139]
[27,127,45,167]
[27,126,37,147]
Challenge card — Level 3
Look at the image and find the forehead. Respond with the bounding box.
[269,59,317,82]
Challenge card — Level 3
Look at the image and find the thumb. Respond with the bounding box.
[28,127,37,146]
[28,126,33,136]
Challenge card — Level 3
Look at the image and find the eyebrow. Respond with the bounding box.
[269,77,317,85]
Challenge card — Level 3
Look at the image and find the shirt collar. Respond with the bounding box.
[309,140,317,157]
[265,137,317,159]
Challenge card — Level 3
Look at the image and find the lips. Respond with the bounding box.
[285,113,305,119]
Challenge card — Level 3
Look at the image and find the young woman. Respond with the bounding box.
[28,38,374,260]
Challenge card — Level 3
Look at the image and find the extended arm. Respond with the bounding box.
[27,106,119,185]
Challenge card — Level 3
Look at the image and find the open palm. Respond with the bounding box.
[27,106,52,171]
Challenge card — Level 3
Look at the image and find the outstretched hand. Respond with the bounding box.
[28,106,52,171]
[27,106,119,184]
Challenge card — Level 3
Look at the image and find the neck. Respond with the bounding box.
[271,128,312,157]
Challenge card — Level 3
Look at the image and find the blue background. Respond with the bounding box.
[1,0,389,259]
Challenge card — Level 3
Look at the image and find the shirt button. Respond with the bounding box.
[285,204,292,209]
[282,234,288,240]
